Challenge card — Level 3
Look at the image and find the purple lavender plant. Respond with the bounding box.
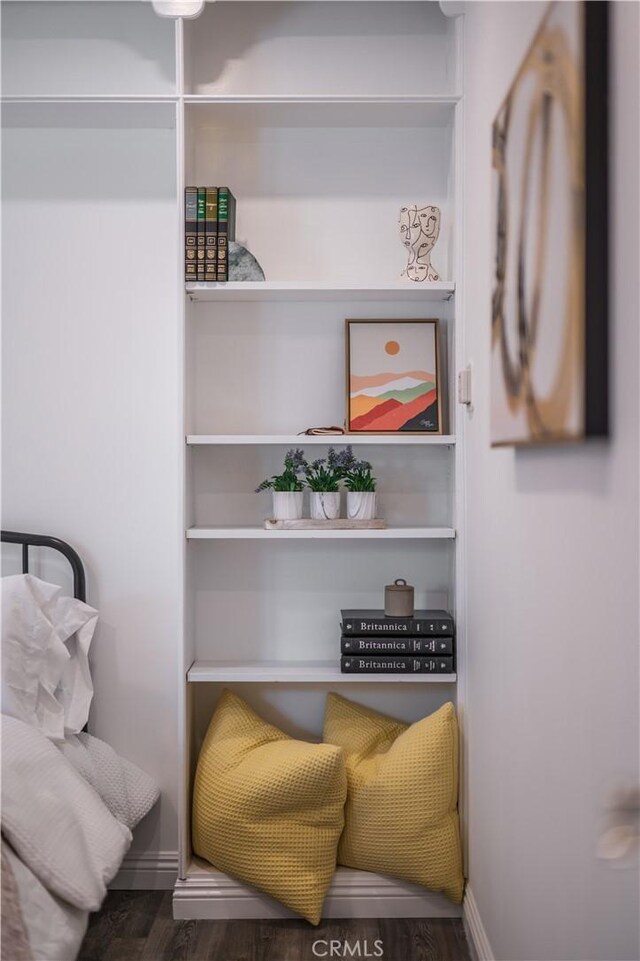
[304,445,359,491]
[343,452,377,492]
[255,448,308,492]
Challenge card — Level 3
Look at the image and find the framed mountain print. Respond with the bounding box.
[346,319,442,434]
[490,1,608,446]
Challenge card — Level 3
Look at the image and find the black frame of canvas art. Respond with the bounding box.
[491,0,609,446]
[584,0,609,438]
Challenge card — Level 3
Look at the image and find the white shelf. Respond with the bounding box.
[186,526,456,540]
[185,281,455,303]
[188,659,456,684]
[1,95,178,104]
[184,94,460,105]
[187,434,455,446]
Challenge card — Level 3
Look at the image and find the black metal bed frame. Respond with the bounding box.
[1,530,86,602]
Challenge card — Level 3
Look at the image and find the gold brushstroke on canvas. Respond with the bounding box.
[491,3,585,444]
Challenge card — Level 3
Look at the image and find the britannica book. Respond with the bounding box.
[340,609,454,636]
[340,655,454,674]
[340,636,453,655]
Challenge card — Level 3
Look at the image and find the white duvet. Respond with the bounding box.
[3,841,89,961]
[1,717,159,960]
[1,573,160,960]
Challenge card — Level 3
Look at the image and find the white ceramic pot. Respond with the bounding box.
[347,491,377,521]
[272,491,304,520]
[310,491,341,520]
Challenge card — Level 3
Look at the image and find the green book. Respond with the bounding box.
[196,187,206,282]
[184,186,198,283]
[216,187,236,282]
[204,187,218,283]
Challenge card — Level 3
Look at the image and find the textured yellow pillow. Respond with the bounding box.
[323,693,463,903]
[192,690,347,924]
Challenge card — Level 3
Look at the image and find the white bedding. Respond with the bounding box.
[2,715,132,913]
[1,574,160,961]
[1,574,97,741]
[58,731,159,831]
[1,715,160,961]
[3,841,89,961]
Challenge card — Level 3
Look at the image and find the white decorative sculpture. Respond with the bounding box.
[399,205,441,282]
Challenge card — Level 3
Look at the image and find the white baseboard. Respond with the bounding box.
[463,886,495,961]
[173,860,463,920]
[114,851,465,921]
[110,851,178,891]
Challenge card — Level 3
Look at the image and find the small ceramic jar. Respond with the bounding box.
[384,578,415,617]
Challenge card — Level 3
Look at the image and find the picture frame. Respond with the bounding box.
[490,0,608,447]
[345,319,442,434]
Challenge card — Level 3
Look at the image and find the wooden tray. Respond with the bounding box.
[264,518,387,530]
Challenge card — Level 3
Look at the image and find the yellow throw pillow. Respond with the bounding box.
[323,693,463,903]
[192,690,347,924]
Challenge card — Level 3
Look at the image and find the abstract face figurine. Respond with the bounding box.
[399,205,441,282]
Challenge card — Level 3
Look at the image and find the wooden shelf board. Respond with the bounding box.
[264,518,385,531]
[186,526,456,540]
[187,434,455,446]
[185,281,455,303]
[188,659,456,684]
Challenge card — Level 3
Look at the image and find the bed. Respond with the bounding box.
[1,530,159,961]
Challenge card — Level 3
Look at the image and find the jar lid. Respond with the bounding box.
[385,578,413,593]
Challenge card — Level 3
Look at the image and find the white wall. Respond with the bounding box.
[1,104,181,859]
[462,3,640,961]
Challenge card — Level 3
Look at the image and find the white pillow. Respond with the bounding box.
[1,715,131,912]
[1,574,98,741]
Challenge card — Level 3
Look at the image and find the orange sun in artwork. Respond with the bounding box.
[385,340,400,355]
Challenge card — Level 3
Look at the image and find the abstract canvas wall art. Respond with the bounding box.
[346,320,442,434]
[490,1,608,446]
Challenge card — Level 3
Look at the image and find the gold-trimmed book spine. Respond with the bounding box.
[216,187,236,282]
[184,186,198,283]
[196,187,206,282]
[205,187,218,283]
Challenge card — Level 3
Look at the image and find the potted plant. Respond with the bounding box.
[304,447,353,520]
[255,448,307,520]
[344,456,377,521]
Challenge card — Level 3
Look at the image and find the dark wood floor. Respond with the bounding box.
[79,891,472,961]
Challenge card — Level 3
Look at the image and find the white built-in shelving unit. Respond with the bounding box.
[180,0,466,921]
[2,0,466,921]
